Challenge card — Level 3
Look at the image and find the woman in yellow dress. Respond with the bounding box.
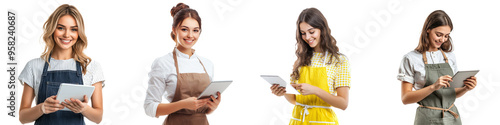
[270,8,351,125]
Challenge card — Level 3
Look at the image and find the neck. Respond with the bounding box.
[177,46,193,57]
[428,47,439,52]
[313,46,322,53]
[51,48,73,60]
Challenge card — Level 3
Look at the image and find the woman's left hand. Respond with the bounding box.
[292,83,321,95]
[463,76,477,91]
[62,95,89,113]
[206,92,221,114]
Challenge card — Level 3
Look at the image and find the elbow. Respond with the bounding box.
[339,105,348,111]
[401,98,412,105]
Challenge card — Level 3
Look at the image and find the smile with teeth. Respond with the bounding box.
[184,39,194,43]
[60,38,72,44]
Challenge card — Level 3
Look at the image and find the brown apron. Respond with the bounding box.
[163,49,211,125]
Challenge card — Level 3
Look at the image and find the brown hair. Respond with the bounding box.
[415,10,453,53]
[170,3,202,41]
[41,4,91,74]
[291,8,342,80]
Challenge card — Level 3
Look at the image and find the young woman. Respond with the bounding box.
[398,10,477,125]
[144,3,220,125]
[270,8,351,125]
[18,4,104,125]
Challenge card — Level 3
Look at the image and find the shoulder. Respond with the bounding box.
[197,55,214,68]
[25,58,45,67]
[401,50,422,62]
[444,51,456,60]
[87,60,102,71]
[152,53,175,67]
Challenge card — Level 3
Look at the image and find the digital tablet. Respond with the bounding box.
[198,80,232,99]
[450,70,479,88]
[56,83,95,111]
[260,75,300,94]
[260,75,287,87]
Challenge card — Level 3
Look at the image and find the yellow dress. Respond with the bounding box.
[289,52,350,125]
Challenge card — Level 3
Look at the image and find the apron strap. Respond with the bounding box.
[172,48,209,75]
[419,103,459,119]
[422,49,449,64]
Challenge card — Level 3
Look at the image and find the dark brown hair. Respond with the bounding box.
[170,3,201,41]
[415,10,453,53]
[291,8,342,80]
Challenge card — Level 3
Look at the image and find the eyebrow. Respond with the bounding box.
[300,27,315,32]
[435,31,450,35]
[57,24,78,28]
[180,25,199,29]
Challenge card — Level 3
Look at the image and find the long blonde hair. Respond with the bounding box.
[41,4,91,74]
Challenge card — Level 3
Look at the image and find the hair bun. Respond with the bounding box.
[170,3,190,17]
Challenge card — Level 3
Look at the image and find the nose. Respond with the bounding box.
[440,37,446,43]
[64,29,71,38]
[187,30,193,38]
[306,33,312,41]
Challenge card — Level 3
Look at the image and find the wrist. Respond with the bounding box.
[40,103,47,114]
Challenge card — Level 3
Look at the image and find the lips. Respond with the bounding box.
[60,38,72,44]
[184,39,194,44]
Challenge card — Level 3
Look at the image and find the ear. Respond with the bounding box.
[172,27,176,36]
[426,29,431,34]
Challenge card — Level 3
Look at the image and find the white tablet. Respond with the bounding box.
[198,80,232,99]
[260,75,300,94]
[56,83,95,111]
[260,75,287,87]
[450,70,479,88]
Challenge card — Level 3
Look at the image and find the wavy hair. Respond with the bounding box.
[291,8,342,80]
[415,10,453,53]
[41,4,91,74]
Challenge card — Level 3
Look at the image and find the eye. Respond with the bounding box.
[309,31,315,34]
[436,33,442,37]
[193,29,200,33]
[181,28,188,31]
[71,29,78,31]
[57,27,64,30]
[300,32,305,35]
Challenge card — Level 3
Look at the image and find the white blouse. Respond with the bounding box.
[144,48,214,118]
[397,50,457,90]
[18,58,105,102]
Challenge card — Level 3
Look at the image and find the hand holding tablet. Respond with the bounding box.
[198,80,232,100]
[56,83,95,111]
[261,75,300,94]
[450,70,479,88]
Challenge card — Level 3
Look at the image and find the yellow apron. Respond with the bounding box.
[290,65,338,125]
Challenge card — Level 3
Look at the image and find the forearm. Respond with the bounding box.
[19,104,43,124]
[81,106,103,124]
[284,94,296,105]
[315,90,348,110]
[155,101,186,117]
[402,85,436,105]
[455,88,469,98]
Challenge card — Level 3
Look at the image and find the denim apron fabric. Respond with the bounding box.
[35,58,85,125]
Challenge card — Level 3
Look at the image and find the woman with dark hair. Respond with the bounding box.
[144,3,220,125]
[270,8,350,125]
[398,10,477,125]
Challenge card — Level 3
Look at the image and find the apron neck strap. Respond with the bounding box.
[172,48,208,75]
[422,49,448,64]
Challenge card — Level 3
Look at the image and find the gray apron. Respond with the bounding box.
[414,50,461,125]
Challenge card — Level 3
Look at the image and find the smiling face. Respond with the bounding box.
[299,22,322,52]
[427,25,451,51]
[53,15,78,52]
[173,17,200,51]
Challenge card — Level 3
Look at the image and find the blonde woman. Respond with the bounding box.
[19,4,104,125]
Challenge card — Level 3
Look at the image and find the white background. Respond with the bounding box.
[1,0,499,125]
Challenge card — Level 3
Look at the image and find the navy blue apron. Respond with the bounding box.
[35,58,85,125]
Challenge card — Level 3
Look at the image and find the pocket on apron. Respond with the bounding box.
[46,81,63,97]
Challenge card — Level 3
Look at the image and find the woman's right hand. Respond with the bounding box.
[270,84,286,96]
[180,97,208,110]
[431,75,453,90]
[41,95,64,114]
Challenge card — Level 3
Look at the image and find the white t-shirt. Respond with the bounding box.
[144,48,214,118]
[397,50,457,90]
[19,57,105,102]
